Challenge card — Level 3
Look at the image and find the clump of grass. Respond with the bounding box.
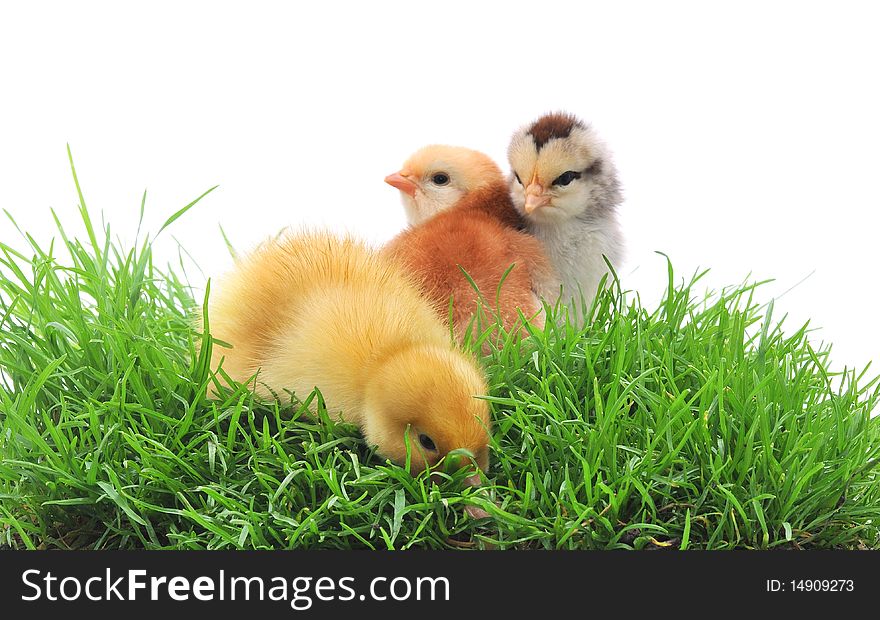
[1,155,878,549]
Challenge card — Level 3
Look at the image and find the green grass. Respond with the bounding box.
[1,156,879,550]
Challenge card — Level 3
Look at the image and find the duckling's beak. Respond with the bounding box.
[444,449,474,473]
[444,449,486,487]
[384,171,418,197]
[524,182,551,214]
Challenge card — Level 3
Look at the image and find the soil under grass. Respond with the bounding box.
[1,155,878,550]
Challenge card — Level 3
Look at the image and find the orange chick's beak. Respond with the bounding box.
[384,171,417,197]
[524,182,551,214]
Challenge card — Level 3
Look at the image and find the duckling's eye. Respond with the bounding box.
[514,173,522,185]
[552,171,581,186]
[431,172,450,186]
[418,434,437,451]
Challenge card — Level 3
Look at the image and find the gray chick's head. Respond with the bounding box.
[507,111,621,224]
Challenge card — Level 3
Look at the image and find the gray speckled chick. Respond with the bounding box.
[507,112,624,324]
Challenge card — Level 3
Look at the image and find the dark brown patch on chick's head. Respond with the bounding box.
[528,112,584,150]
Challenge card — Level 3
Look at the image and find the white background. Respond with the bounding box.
[1,1,878,374]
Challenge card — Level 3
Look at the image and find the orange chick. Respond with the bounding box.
[206,231,490,473]
[383,146,557,343]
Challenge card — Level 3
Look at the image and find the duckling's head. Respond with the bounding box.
[362,344,490,474]
[385,145,505,226]
[507,111,621,225]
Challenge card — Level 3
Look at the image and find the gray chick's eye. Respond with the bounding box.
[431,172,450,186]
[552,170,581,186]
[418,434,437,451]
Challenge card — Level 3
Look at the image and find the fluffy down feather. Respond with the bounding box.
[205,231,490,472]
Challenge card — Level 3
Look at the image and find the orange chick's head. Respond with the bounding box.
[508,111,621,224]
[385,145,505,226]
[362,344,490,474]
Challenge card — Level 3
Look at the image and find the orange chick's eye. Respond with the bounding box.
[431,173,450,186]
[418,433,437,451]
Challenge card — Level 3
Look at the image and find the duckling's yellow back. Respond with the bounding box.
[205,231,491,472]
[207,231,446,408]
